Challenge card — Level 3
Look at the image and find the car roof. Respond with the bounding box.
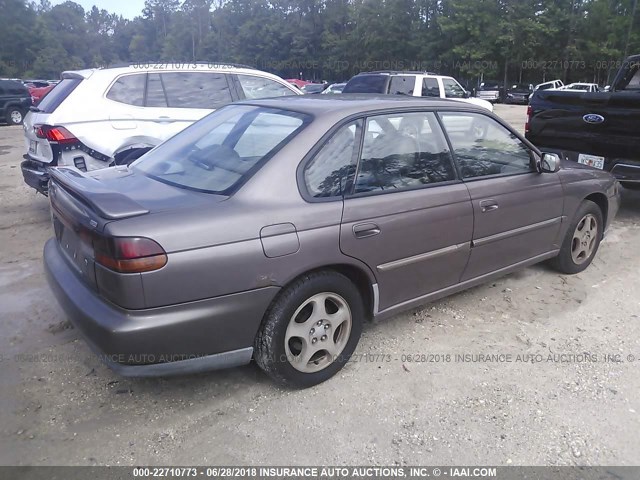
[0,79,27,87]
[237,94,483,117]
[353,71,451,79]
[61,63,283,81]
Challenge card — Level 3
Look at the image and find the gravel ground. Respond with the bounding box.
[1,105,639,466]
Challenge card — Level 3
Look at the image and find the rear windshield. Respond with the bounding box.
[133,105,311,194]
[36,78,82,113]
[343,75,389,93]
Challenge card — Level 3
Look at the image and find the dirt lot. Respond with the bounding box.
[1,105,639,466]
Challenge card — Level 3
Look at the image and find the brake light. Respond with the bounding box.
[525,105,532,133]
[34,125,78,144]
[94,236,167,273]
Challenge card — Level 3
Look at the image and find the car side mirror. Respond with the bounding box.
[539,153,561,173]
[463,90,470,98]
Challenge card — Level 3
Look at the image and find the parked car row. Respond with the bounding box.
[474,78,604,105]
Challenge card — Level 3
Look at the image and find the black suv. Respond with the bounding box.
[0,79,32,125]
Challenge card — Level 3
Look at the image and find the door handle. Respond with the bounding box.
[353,223,381,239]
[153,116,174,123]
[479,200,499,212]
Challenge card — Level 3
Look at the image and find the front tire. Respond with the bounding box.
[254,271,364,388]
[6,107,24,125]
[550,200,603,274]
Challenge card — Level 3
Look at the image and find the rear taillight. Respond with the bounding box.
[94,236,167,273]
[524,105,532,134]
[34,125,78,144]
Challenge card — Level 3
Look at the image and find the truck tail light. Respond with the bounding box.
[34,125,78,144]
[94,236,168,273]
[525,105,532,133]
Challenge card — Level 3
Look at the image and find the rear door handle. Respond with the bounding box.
[479,200,499,212]
[353,223,381,239]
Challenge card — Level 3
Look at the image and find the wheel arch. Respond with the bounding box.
[112,137,162,161]
[278,263,376,321]
[584,192,608,229]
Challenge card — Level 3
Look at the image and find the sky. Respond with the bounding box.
[51,0,144,19]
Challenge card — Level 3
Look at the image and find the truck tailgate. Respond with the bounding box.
[527,91,640,159]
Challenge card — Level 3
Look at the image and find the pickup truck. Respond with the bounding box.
[526,55,640,188]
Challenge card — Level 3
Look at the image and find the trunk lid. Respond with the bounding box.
[48,166,227,291]
[49,166,227,221]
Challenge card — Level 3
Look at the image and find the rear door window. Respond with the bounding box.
[354,112,456,193]
[342,75,389,93]
[389,76,416,95]
[161,72,232,109]
[37,78,82,113]
[422,78,440,97]
[106,74,145,106]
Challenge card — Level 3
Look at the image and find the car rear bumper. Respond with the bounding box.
[44,238,279,377]
[21,156,50,195]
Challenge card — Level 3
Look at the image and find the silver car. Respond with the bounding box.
[44,96,620,387]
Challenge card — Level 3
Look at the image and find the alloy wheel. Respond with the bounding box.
[571,213,598,265]
[285,292,352,373]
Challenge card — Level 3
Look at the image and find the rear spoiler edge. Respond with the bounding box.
[49,167,149,220]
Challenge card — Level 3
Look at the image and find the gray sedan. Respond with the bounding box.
[44,96,620,387]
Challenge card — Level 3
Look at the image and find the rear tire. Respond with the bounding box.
[550,200,603,274]
[6,107,24,125]
[254,271,364,388]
